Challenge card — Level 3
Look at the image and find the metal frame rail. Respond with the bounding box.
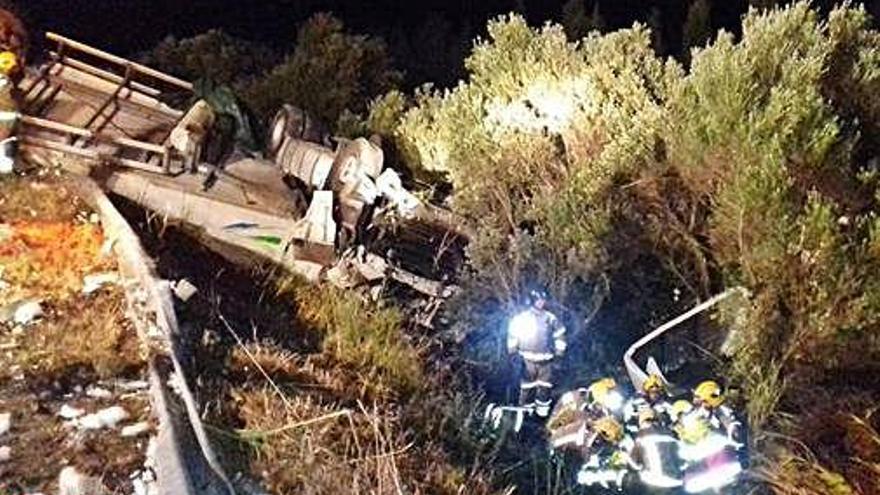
[18,32,193,174]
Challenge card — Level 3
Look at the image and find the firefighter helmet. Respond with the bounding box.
[528,288,548,306]
[671,399,693,420]
[694,380,724,409]
[637,408,657,429]
[593,416,624,443]
[643,374,666,394]
[678,414,710,444]
[588,378,616,401]
[0,51,17,76]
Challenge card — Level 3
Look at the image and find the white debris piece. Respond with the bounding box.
[59,466,111,495]
[82,272,119,294]
[76,406,129,430]
[0,445,10,462]
[58,405,85,420]
[85,386,113,400]
[120,421,150,438]
[0,412,10,435]
[89,213,100,224]
[117,380,149,391]
[13,300,43,326]
[171,278,198,302]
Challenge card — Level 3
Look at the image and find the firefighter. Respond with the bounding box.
[576,416,637,491]
[0,50,19,175]
[677,409,743,493]
[547,386,592,455]
[691,380,744,445]
[507,289,566,417]
[630,408,684,490]
[586,377,625,417]
[670,399,695,440]
[547,378,622,456]
[624,374,673,433]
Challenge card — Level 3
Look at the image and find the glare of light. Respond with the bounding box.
[684,462,742,493]
[602,390,624,412]
[509,311,539,340]
[679,433,732,462]
[638,434,683,488]
[527,87,574,132]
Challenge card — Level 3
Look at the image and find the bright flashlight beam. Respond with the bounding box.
[509,311,539,340]
[603,391,624,411]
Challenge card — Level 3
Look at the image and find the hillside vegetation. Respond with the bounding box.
[391,2,880,493]
[141,2,880,493]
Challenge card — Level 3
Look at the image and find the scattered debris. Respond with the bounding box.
[85,385,113,399]
[58,466,111,495]
[0,412,10,435]
[170,278,198,302]
[0,445,10,462]
[82,272,119,294]
[76,405,129,430]
[120,421,150,438]
[116,379,149,391]
[58,404,85,420]
[130,467,157,495]
[0,299,44,326]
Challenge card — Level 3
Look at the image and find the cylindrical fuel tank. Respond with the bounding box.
[274,136,335,189]
[267,105,328,158]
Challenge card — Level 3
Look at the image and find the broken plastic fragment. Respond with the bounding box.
[83,273,119,294]
[58,404,85,420]
[0,412,10,435]
[11,300,43,326]
[59,466,111,495]
[85,386,113,400]
[120,421,150,437]
[171,279,198,302]
[76,406,129,430]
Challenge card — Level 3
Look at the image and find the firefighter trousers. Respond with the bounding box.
[519,358,554,416]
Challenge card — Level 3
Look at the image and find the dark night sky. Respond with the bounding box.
[15,0,753,53]
[12,0,880,87]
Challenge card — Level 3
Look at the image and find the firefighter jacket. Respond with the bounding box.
[691,405,744,445]
[507,307,566,362]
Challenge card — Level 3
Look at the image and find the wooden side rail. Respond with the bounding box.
[45,32,193,92]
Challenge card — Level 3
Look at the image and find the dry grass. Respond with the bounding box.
[1,289,146,383]
[0,173,149,493]
[0,175,86,223]
[277,276,425,400]
[755,406,880,495]
[0,175,114,306]
[225,385,497,495]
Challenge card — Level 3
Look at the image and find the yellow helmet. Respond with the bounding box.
[643,374,666,394]
[671,399,694,419]
[588,378,617,401]
[0,51,17,76]
[694,380,724,408]
[638,408,657,428]
[678,414,710,444]
[593,416,624,443]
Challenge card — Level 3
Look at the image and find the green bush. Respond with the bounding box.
[142,30,277,86]
[278,278,423,398]
[397,15,677,309]
[241,13,402,126]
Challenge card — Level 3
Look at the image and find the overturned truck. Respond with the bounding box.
[17,32,468,328]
